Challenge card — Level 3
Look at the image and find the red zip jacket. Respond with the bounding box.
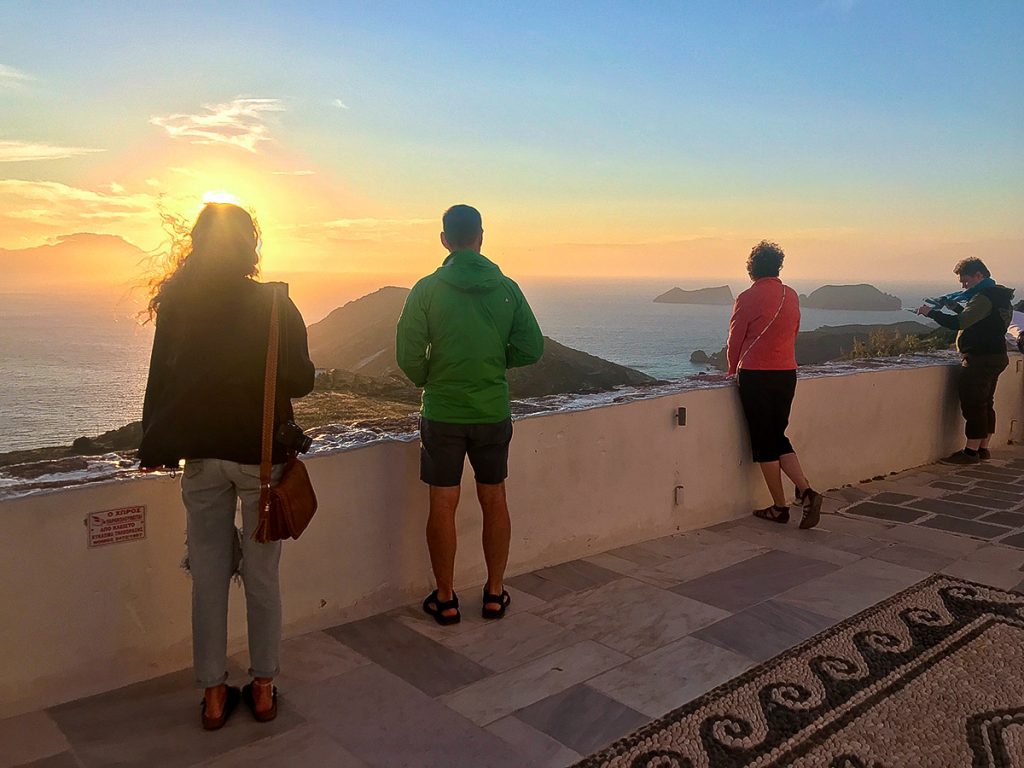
[726,277,800,375]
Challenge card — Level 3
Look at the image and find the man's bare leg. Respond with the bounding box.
[477,481,510,612]
[427,485,460,619]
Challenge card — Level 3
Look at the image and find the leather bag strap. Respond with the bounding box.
[257,287,281,532]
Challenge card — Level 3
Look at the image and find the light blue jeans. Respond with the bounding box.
[181,458,283,688]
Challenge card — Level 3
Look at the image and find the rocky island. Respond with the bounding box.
[653,286,734,305]
[800,284,902,311]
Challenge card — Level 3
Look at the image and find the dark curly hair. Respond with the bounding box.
[746,240,785,279]
[952,257,990,279]
[144,202,261,321]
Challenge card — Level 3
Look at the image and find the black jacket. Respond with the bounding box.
[139,280,315,468]
[930,284,1015,356]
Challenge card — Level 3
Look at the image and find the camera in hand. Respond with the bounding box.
[275,421,313,454]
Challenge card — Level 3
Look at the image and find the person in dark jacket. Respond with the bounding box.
[917,257,1014,464]
[396,204,543,625]
[139,202,315,729]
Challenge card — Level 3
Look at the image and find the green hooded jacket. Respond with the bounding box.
[396,250,544,423]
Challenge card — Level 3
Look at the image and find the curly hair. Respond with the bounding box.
[952,257,990,279]
[746,240,785,279]
[144,203,261,321]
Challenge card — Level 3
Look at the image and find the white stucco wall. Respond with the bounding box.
[1,357,1022,717]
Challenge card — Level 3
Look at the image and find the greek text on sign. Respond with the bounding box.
[87,506,146,548]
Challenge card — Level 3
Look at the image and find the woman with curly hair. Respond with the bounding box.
[726,240,821,529]
[139,202,315,729]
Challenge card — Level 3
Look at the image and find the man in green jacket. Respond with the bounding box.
[917,257,1014,465]
[396,204,544,625]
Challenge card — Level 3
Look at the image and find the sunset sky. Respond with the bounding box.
[2,1,1022,314]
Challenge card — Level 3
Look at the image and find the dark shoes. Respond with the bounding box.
[482,588,511,620]
[941,450,981,466]
[978,448,991,461]
[200,685,240,731]
[242,682,278,723]
[798,488,822,530]
[423,589,461,625]
[753,505,790,524]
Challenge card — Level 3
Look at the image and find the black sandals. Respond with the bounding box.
[482,588,511,620]
[799,488,822,530]
[753,505,790,524]
[423,589,461,625]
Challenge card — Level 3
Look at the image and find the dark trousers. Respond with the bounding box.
[737,369,797,462]
[959,353,1008,440]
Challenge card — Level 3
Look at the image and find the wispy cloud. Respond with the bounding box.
[0,140,104,163]
[333,98,349,109]
[0,64,32,88]
[283,217,435,243]
[150,98,285,152]
[272,169,316,176]
[0,179,153,228]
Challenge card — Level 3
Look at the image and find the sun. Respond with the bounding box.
[201,189,245,206]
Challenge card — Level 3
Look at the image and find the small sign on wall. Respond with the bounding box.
[86,506,146,548]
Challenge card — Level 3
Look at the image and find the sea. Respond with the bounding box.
[0,278,967,454]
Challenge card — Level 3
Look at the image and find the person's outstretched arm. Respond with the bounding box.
[506,283,544,368]
[396,282,431,386]
[929,293,992,331]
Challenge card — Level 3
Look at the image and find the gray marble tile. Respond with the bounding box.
[630,529,736,560]
[293,664,523,768]
[977,480,1024,495]
[536,578,730,658]
[963,486,1024,504]
[531,559,622,593]
[48,668,304,768]
[692,599,838,663]
[582,552,646,578]
[587,636,755,717]
[486,717,581,768]
[959,544,1024,569]
[234,631,369,694]
[869,542,955,573]
[671,550,839,612]
[919,515,1011,540]
[979,511,1024,528]
[440,612,579,673]
[844,501,928,524]
[940,559,1024,590]
[197,724,367,767]
[817,515,895,539]
[943,492,1019,511]
[870,492,917,505]
[440,641,629,726]
[776,558,930,620]
[931,480,971,491]
[910,497,995,519]
[506,572,575,602]
[870,522,983,558]
[514,685,649,755]
[958,465,1021,480]
[834,487,871,503]
[11,754,81,768]
[641,538,768,586]
[719,522,864,566]
[324,614,489,697]
[0,711,70,768]
[998,532,1024,549]
[604,540,679,567]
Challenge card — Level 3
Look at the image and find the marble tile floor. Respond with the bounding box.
[6,446,1024,768]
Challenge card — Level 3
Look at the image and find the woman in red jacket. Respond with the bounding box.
[726,241,822,529]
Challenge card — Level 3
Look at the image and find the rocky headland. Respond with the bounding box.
[690,321,952,370]
[800,284,902,311]
[653,286,734,305]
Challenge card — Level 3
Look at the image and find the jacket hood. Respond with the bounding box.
[434,250,503,293]
[986,284,1016,305]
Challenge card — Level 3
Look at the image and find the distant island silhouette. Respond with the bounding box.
[653,286,733,305]
[799,284,902,311]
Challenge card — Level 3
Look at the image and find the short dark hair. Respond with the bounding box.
[953,257,990,279]
[442,204,483,249]
[746,240,785,279]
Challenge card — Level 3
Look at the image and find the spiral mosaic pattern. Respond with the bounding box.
[575,575,1024,768]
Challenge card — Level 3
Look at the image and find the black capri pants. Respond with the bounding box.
[737,369,797,463]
